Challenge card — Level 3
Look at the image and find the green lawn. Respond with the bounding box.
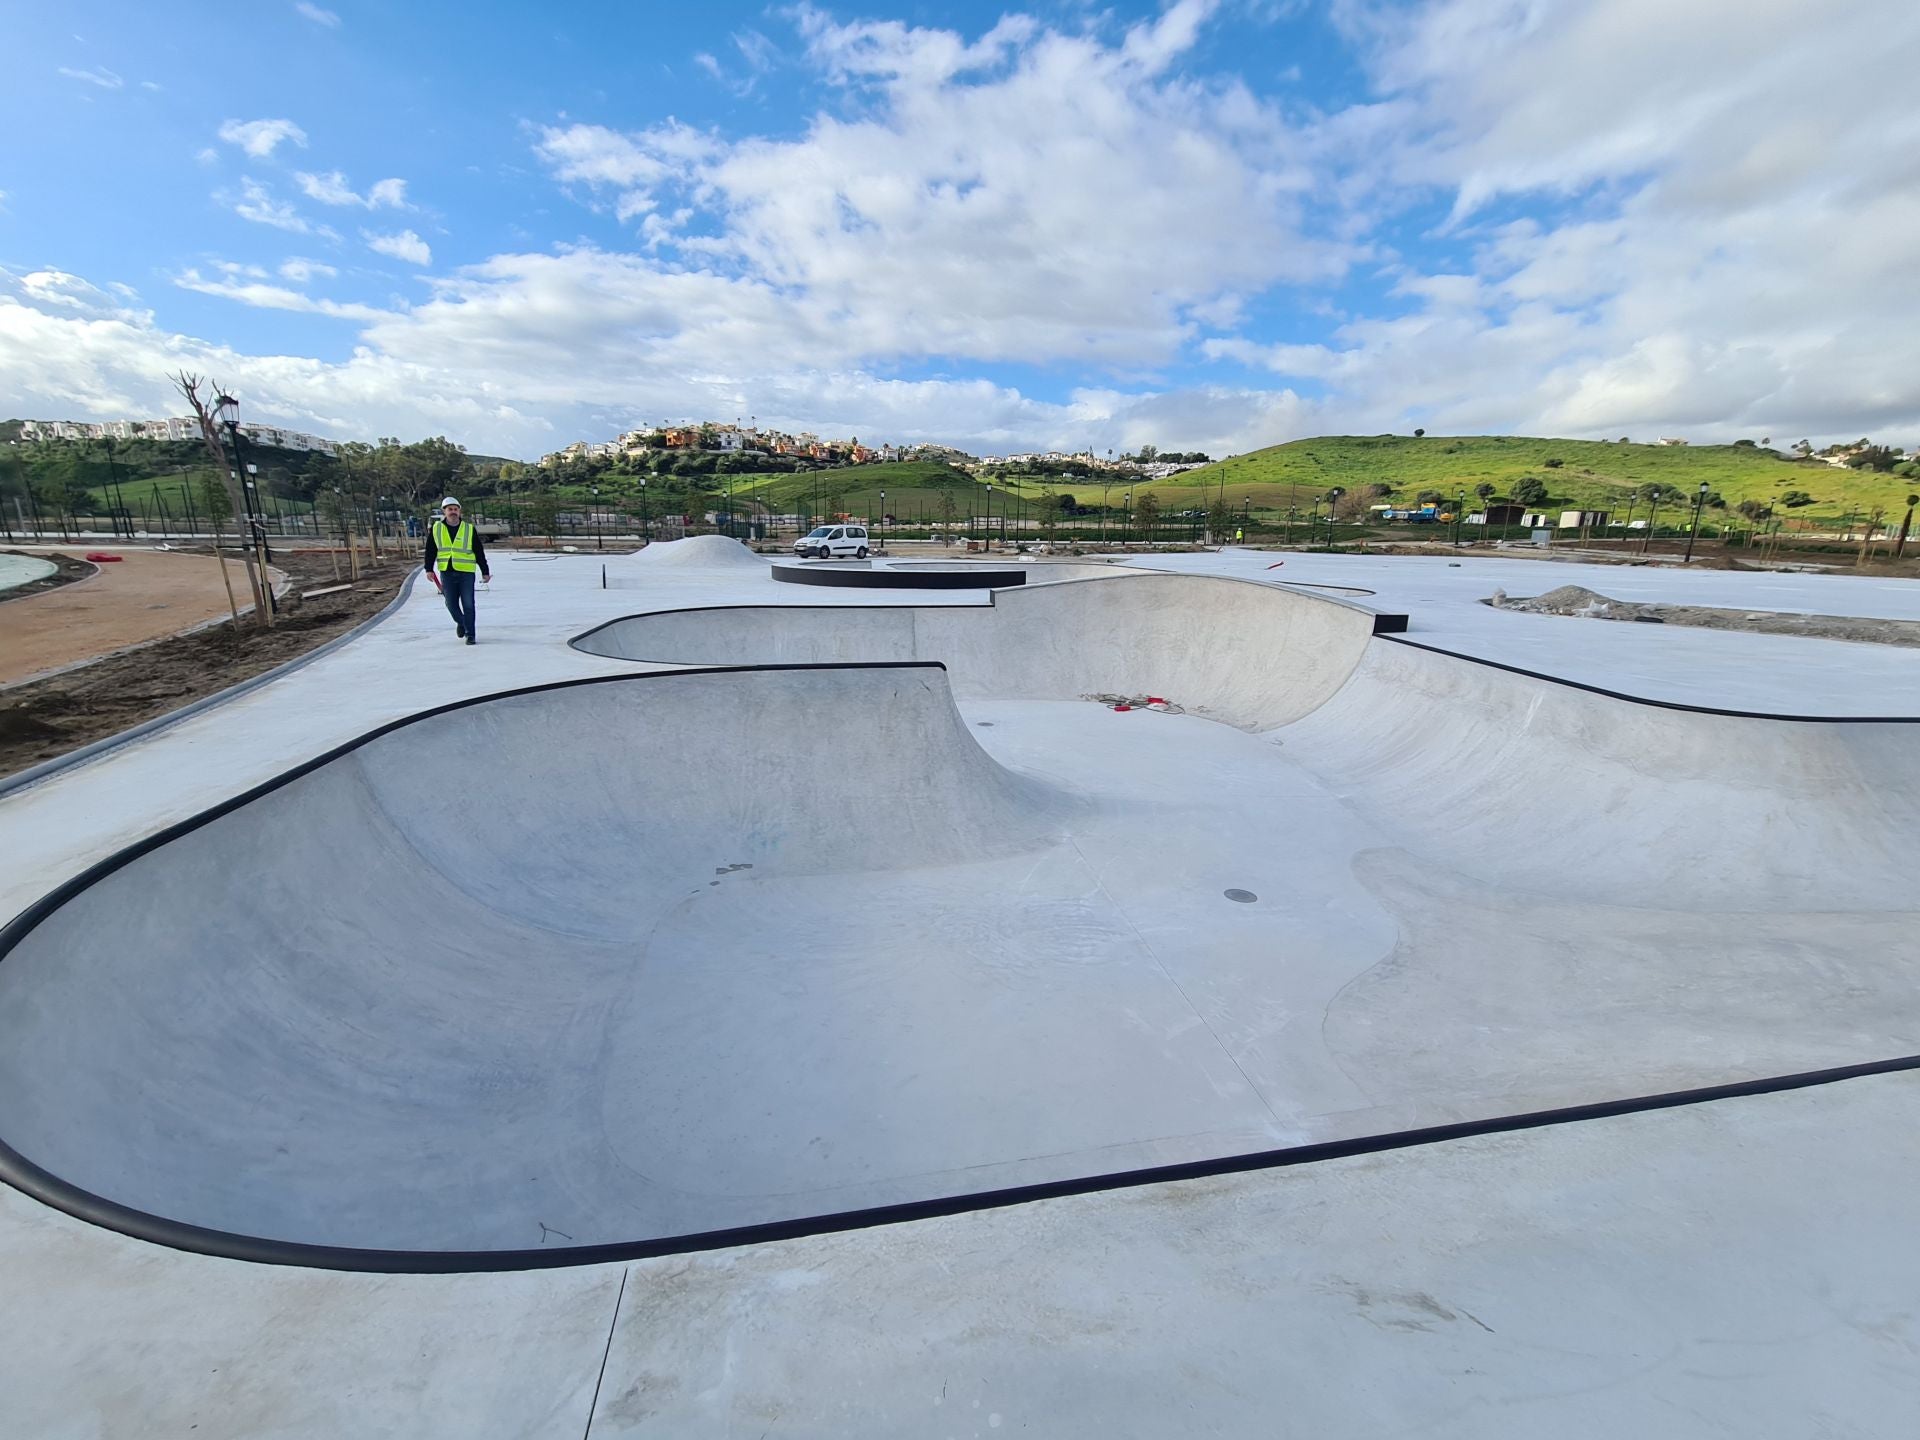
[1161,435,1917,521]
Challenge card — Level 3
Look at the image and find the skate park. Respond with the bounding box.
[2,537,1918,1435]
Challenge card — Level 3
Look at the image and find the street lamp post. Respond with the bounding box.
[1641,487,1662,554]
[214,393,275,616]
[1453,490,1464,549]
[592,485,602,549]
[640,476,650,542]
[984,484,994,552]
[1326,488,1344,550]
[879,489,886,552]
[1684,481,1709,562]
[1124,489,1132,546]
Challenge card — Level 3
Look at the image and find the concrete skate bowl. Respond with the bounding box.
[575,572,1384,729]
[6,590,1920,1274]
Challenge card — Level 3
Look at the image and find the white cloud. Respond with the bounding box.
[217,117,309,159]
[225,177,331,235]
[140,81,162,92]
[364,229,432,266]
[9,2,1918,461]
[294,2,341,26]
[195,147,219,166]
[279,257,338,283]
[174,268,390,322]
[295,171,409,208]
[57,66,123,90]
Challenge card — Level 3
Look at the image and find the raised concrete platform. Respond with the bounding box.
[2,549,1916,1434]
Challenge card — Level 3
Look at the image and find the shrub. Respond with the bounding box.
[1512,477,1549,505]
[1782,490,1815,508]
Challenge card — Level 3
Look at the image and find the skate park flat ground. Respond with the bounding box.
[1,543,1917,1436]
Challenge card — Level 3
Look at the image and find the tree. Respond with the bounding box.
[170,370,267,630]
[1475,482,1496,503]
[1737,499,1773,521]
[1845,445,1899,472]
[935,489,958,542]
[1781,489,1815,507]
[1136,444,1158,464]
[1897,494,1919,560]
[1512,476,1549,506]
[1332,490,1372,523]
[1134,491,1161,540]
[1413,427,1426,438]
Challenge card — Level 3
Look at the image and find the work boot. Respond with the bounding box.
[465,634,476,645]
[455,625,466,639]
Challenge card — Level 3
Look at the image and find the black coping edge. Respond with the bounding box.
[0,568,422,801]
[1380,634,1920,723]
[2,665,1918,1272]
[773,562,1028,589]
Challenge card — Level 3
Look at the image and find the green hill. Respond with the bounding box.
[1162,435,1915,521]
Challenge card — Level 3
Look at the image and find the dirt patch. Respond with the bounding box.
[1488,584,1920,648]
[0,550,93,601]
[0,551,410,780]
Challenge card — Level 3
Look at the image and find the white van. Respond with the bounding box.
[794,524,870,559]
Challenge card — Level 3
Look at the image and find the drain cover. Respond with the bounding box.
[1224,888,1257,903]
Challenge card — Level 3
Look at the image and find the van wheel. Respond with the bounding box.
[857,546,868,558]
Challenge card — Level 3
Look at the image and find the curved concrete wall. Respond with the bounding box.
[0,666,1073,1253]
[576,573,1380,729]
[1277,638,1920,911]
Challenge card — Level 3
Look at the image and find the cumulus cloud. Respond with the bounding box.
[296,171,409,208]
[9,2,1920,457]
[364,229,432,266]
[217,117,309,159]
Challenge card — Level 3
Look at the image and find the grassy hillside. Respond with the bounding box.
[1165,435,1916,520]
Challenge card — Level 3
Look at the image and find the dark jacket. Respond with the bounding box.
[423,519,490,578]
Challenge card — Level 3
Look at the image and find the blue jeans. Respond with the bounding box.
[439,568,478,639]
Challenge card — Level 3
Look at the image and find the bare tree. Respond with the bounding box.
[171,371,269,629]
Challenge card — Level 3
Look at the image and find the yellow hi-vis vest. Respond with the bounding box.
[432,519,478,573]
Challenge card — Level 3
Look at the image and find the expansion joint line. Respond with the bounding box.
[581,1265,630,1440]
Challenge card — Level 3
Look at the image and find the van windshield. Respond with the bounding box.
[803,526,833,538]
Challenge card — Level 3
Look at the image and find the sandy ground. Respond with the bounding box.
[0,548,283,686]
[0,552,409,779]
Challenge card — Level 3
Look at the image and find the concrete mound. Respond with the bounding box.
[629,534,765,569]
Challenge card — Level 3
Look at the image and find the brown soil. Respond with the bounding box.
[1489,584,1920,647]
[0,550,94,601]
[0,550,410,780]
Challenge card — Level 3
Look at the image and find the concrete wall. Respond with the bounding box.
[576,573,1380,729]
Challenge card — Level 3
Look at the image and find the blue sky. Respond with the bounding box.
[3,0,1916,458]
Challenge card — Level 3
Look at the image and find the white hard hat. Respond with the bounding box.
[440,496,461,508]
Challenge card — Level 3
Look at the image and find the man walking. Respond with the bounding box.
[424,497,491,645]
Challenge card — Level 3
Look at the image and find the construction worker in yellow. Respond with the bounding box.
[423,497,492,645]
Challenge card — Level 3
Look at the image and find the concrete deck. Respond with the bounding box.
[2,539,1916,1435]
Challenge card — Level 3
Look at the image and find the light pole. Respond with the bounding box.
[215,393,276,614]
[1640,487,1661,554]
[1101,480,1112,547]
[1326,488,1344,550]
[640,476,649,541]
[1453,490,1464,549]
[984,484,994,552]
[1124,489,1132,546]
[879,489,886,552]
[1684,481,1709,562]
[591,484,602,549]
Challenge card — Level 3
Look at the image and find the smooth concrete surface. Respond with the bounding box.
[577,571,1378,728]
[0,552,57,591]
[1140,548,1920,715]
[4,569,1918,1254]
[4,1074,1915,1438]
[4,547,1920,1432]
